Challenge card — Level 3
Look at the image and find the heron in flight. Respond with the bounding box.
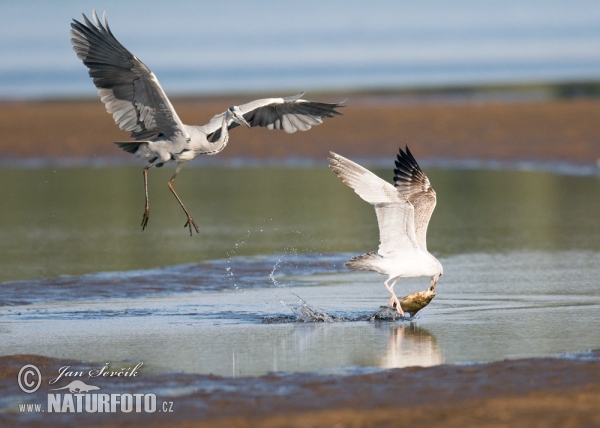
[328,147,442,317]
[70,11,343,235]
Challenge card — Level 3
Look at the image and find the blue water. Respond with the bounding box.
[1,0,600,99]
[2,251,600,376]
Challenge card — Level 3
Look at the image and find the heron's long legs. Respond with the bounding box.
[141,163,153,231]
[168,163,199,236]
[384,278,404,316]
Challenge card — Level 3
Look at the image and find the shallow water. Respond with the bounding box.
[1,166,599,376]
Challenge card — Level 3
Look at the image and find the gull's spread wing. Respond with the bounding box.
[328,152,419,256]
[393,146,437,251]
[71,11,185,140]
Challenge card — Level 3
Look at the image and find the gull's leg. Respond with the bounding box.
[141,163,153,231]
[168,163,199,236]
[384,279,404,316]
[384,279,395,307]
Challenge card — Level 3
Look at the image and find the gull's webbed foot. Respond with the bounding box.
[388,295,405,317]
[395,302,405,317]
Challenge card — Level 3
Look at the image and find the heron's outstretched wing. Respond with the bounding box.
[202,92,343,142]
[70,11,185,140]
[393,146,437,251]
[328,152,420,256]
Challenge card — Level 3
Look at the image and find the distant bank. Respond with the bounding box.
[1,86,599,170]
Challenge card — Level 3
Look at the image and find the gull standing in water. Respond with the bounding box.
[328,147,442,316]
[70,11,343,235]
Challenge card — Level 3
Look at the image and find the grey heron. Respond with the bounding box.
[328,147,442,317]
[70,11,343,235]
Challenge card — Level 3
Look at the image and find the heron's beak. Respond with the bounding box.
[237,114,251,128]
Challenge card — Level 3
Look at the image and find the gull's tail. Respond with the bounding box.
[346,251,385,274]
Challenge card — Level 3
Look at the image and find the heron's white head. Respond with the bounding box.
[227,106,251,127]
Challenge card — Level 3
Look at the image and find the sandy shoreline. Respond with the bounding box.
[1,95,600,167]
[1,352,599,427]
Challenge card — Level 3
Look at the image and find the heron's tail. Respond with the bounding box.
[345,251,384,272]
[114,141,144,154]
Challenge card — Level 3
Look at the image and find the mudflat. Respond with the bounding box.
[1,95,600,165]
[1,353,599,427]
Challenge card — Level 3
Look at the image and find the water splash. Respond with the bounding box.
[269,257,283,287]
[267,250,343,322]
[275,292,342,323]
[369,306,419,322]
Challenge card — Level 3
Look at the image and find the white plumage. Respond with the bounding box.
[328,147,443,316]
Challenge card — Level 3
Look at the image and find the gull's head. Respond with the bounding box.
[227,106,251,127]
[430,267,443,290]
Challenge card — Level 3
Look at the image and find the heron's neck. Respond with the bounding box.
[201,116,230,155]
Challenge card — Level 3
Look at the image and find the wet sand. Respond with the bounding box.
[1,353,599,427]
[2,94,600,426]
[1,94,600,165]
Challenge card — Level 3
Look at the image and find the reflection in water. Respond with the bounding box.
[230,317,443,374]
[378,324,443,369]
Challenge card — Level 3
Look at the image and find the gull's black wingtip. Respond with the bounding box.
[393,144,426,187]
[396,144,420,169]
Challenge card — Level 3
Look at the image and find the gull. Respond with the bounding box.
[70,11,343,235]
[328,147,442,316]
